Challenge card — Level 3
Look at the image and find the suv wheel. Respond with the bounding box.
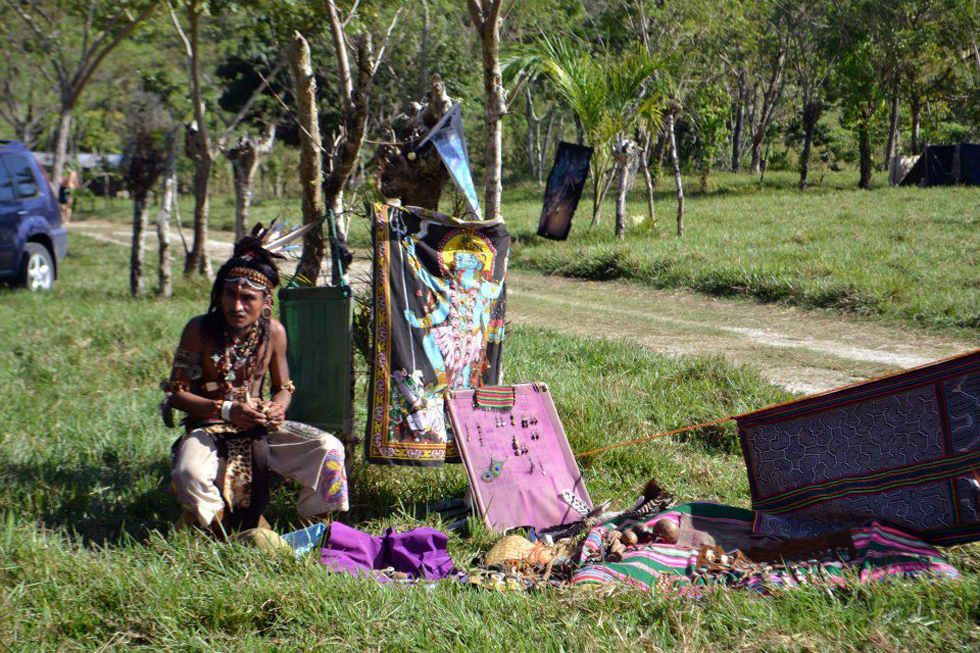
[21,243,54,291]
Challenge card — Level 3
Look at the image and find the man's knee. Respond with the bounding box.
[173,432,218,488]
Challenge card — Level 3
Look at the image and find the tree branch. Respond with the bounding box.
[371,0,408,75]
[325,0,353,103]
[219,58,284,148]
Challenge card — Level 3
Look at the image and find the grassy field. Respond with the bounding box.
[80,167,980,335]
[2,232,979,650]
[501,169,980,334]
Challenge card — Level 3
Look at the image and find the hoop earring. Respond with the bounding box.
[261,306,273,319]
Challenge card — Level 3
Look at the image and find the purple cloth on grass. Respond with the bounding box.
[320,522,456,581]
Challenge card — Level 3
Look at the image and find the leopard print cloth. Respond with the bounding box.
[222,437,253,512]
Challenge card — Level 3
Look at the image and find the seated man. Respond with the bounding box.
[161,231,348,533]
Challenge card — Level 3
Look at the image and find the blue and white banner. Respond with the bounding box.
[417,103,481,219]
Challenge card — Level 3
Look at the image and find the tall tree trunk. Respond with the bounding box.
[799,98,820,190]
[749,54,785,174]
[52,106,72,206]
[639,131,655,223]
[539,108,557,186]
[910,94,921,155]
[667,113,684,237]
[289,31,324,285]
[468,0,506,221]
[574,113,584,145]
[156,131,177,298]
[731,69,746,172]
[524,85,538,181]
[653,131,666,185]
[858,122,872,190]
[183,1,213,278]
[884,85,900,170]
[612,139,636,240]
[226,125,276,240]
[130,193,149,296]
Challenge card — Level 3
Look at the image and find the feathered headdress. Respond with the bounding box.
[222,221,319,291]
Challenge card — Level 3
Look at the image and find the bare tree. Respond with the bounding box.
[226,124,277,240]
[288,31,324,285]
[156,130,178,298]
[467,0,506,221]
[123,125,167,297]
[288,0,406,283]
[4,0,161,195]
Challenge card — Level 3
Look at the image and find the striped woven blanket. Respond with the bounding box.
[737,350,980,545]
[571,503,958,595]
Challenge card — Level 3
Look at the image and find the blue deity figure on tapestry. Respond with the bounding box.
[367,204,509,466]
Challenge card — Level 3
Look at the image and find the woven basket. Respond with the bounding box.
[485,535,535,566]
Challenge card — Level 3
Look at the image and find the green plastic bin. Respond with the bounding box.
[278,285,354,438]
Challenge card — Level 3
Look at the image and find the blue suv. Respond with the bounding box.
[0,140,67,290]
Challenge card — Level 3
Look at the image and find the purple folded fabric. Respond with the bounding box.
[320,522,456,581]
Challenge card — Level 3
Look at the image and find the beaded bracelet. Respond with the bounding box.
[273,380,296,394]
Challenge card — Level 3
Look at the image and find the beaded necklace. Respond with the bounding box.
[210,321,264,402]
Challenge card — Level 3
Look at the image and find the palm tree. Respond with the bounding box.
[503,38,664,236]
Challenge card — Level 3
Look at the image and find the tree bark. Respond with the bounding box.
[182,0,213,278]
[639,131,655,223]
[524,85,540,182]
[156,131,177,298]
[468,0,506,221]
[910,94,921,155]
[749,54,785,174]
[612,139,637,240]
[289,31,324,285]
[226,124,276,240]
[731,69,746,172]
[667,113,684,237]
[130,194,149,296]
[858,121,872,190]
[799,98,820,190]
[884,84,900,170]
[540,108,557,186]
[52,107,72,208]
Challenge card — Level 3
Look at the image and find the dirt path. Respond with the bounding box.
[72,219,979,394]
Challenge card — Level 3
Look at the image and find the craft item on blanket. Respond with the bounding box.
[572,502,960,595]
[446,382,592,531]
[737,349,980,545]
[366,203,509,466]
[319,522,456,582]
[538,142,594,241]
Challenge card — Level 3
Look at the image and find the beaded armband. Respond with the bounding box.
[160,379,190,394]
[273,380,296,394]
[213,399,225,419]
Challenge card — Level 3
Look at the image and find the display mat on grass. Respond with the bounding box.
[366,203,509,466]
[738,349,980,545]
[446,383,592,531]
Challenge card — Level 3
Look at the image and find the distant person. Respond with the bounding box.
[59,166,79,224]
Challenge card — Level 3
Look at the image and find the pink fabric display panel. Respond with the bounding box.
[446,382,593,532]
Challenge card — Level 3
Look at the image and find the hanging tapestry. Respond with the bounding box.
[367,203,509,466]
[446,382,593,531]
[538,142,593,241]
[738,349,980,545]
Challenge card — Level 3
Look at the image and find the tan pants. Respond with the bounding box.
[172,421,349,527]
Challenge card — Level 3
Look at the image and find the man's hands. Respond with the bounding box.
[228,400,286,429]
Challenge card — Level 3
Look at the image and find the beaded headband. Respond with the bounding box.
[225,267,274,291]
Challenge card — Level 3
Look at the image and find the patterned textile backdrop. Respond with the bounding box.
[366,204,509,466]
[738,350,980,545]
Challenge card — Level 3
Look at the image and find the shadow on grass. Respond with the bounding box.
[0,456,180,545]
